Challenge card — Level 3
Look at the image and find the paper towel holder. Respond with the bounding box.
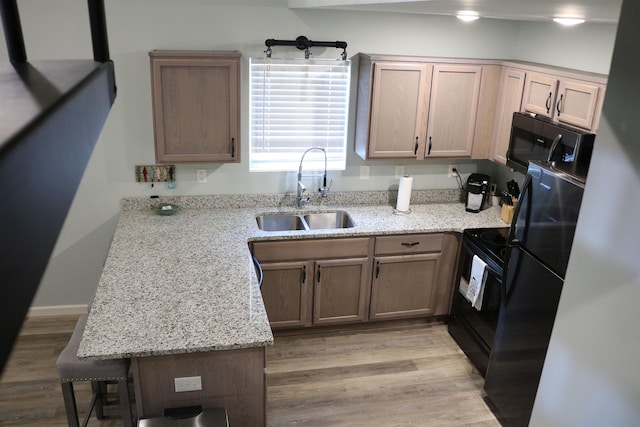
[394,175,413,215]
[393,207,411,215]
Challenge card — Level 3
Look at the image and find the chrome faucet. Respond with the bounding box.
[297,147,331,208]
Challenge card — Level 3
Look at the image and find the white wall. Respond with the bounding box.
[513,21,617,74]
[0,0,616,306]
[531,1,640,424]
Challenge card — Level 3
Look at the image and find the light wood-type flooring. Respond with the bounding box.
[0,315,500,426]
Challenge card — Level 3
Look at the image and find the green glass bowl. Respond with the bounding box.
[154,203,179,216]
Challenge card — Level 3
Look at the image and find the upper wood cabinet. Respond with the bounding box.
[491,68,526,165]
[149,50,240,163]
[364,62,432,159]
[422,65,482,158]
[355,55,495,161]
[521,71,603,131]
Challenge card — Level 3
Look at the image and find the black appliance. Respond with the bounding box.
[507,112,595,177]
[448,226,509,377]
[484,161,586,427]
[465,173,490,213]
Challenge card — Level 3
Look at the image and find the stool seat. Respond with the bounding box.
[57,315,130,381]
[56,314,133,427]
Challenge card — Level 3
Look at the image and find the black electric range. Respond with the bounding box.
[448,227,509,377]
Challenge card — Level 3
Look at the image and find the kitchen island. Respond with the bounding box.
[77,194,506,425]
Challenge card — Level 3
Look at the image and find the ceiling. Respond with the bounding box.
[288,0,622,24]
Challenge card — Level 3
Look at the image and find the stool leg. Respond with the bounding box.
[118,378,133,427]
[60,382,80,427]
[91,381,105,419]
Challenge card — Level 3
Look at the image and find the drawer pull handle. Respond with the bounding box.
[375,261,380,278]
[401,241,420,247]
[302,265,306,283]
[317,267,321,283]
[414,136,419,155]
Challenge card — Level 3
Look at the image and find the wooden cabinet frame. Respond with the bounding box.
[150,50,240,163]
[252,238,373,329]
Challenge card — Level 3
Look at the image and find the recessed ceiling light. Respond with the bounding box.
[457,11,480,22]
[553,17,585,26]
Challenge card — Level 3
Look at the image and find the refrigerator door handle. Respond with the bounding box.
[507,172,532,245]
[501,246,523,305]
[502,172,533,305]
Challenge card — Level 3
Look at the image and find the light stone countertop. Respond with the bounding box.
[78,199,507,360]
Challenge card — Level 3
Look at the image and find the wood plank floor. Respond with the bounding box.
[0,316,500,426]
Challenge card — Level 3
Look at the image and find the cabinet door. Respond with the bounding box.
[425,65,482,158]
[555,80,600,130]
[368,62,432,158]
[521,72,558,118]
[260,261,311,329]
[491,68,526,165]
[150,51,240,163]
[313,258,369,325]
[370,253,440,320]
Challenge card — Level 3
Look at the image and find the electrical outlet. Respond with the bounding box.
[196,169,207,184]
[448,165,459,178]
[174,376,202,392]
[395,165,405,179]
[360,165,370,180]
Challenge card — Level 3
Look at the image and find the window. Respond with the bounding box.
[249,57,351,172]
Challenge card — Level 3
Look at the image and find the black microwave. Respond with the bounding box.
[507,112,595,178]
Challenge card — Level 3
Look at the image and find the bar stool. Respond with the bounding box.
[56,314,133,427]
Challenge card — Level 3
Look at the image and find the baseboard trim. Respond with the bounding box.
[28,304,88,317]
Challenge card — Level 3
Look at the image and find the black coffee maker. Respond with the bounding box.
[465,173,490,213]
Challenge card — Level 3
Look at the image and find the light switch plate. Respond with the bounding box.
[196,169,207,184]
[174,376,202,392]
[360,165,370,180]
[395,165,405,179]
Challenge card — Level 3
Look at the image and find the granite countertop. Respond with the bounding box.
[78,195,507,360]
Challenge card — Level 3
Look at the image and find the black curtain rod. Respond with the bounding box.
[264,35,347,59]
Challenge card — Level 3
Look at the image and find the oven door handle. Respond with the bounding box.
[461,239,502,278]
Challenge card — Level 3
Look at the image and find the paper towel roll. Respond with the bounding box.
[396,175,413,212]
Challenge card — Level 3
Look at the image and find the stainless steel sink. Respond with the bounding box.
[256,211,355,231]
[256,214,307,231]
[303,211,355,230]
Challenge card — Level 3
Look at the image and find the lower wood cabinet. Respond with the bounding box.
[252,238,372,329]
[252,232,460,329]
[370,233,460,321]
[132,347,266,427]
[260,261,310,328]
[313,257,369,325]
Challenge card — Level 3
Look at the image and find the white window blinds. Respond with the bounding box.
[249,58,350,172]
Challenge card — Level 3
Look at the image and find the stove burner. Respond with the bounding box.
[463,227,510,267]
[500,247,508,259]
[480,229,508,247]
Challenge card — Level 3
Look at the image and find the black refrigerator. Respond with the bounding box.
[484,161,585,427]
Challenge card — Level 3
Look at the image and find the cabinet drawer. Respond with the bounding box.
[375,234,443,256]
[253,237,371,262]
